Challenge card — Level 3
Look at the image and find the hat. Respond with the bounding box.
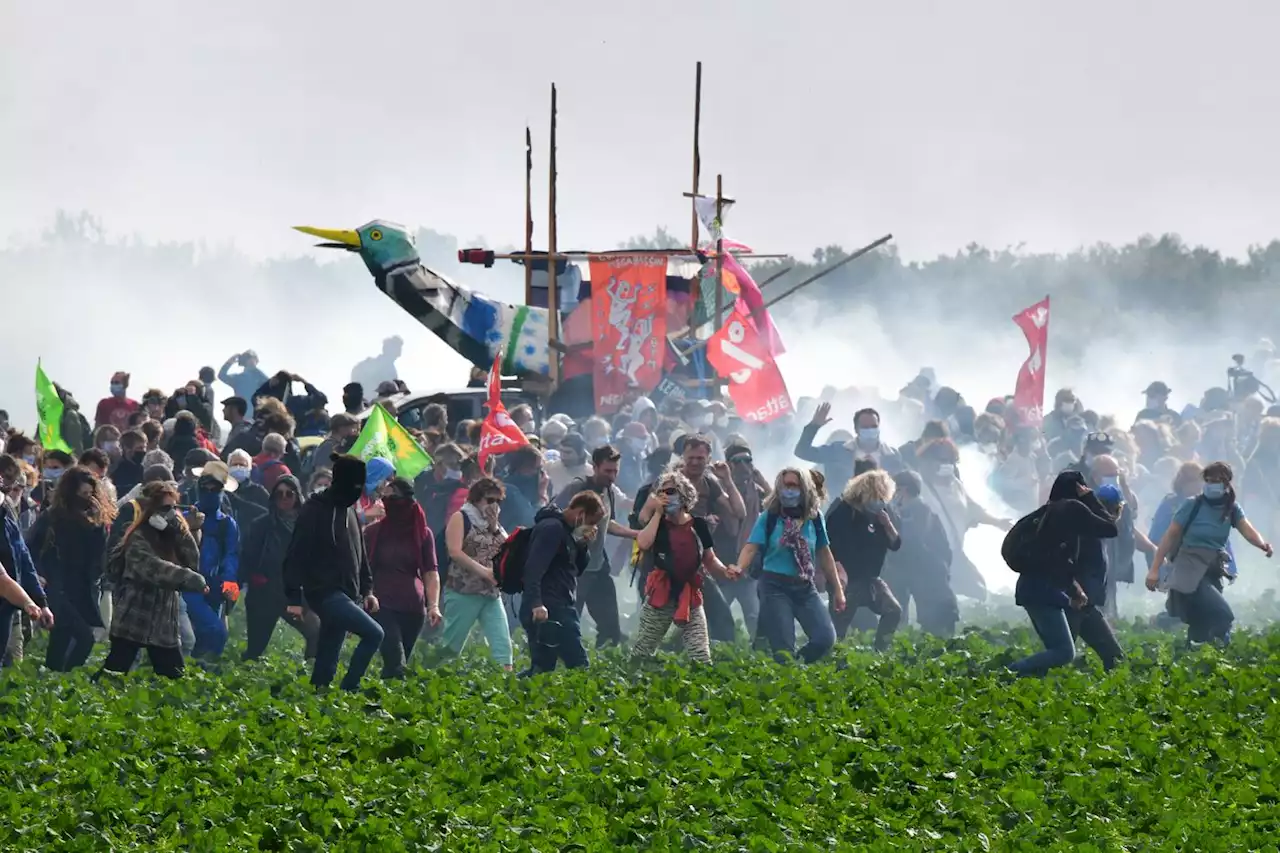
[1143,381,1172,397]
[183,448,217,471]
[143,464,175,485]
[193,459,238,493]
[725,442,752,462]
[375,381,399,397]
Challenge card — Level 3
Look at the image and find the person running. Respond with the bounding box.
[631,471,741,664]
[26,466,114,671]
[283,455,385,691]
[824,469,903,650]
[99,481,209,679]
[183,461,240,660]
[1145,461,1273,646]
[441,477,513,669]
[240,475,320,661]
[733,467,845,663]
[367,477,442,678]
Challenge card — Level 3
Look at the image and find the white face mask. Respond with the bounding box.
[700,414,715,428]
[713,415,728,428]
[148,512,171,531]
[937,464,956,479]
[1058,402,1074,415]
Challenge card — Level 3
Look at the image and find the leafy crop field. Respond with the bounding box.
[2,626,1279,852]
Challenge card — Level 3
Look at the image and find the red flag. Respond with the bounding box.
[588,254,668,413]
[721,250,784,357]
[706,314,793,424]
[1011,297,1050,426]
[478,351,530,469]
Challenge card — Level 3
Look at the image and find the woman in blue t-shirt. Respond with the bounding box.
[733,467,845,663]
[1145,461,1273,645]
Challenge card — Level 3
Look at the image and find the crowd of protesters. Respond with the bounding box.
[0,346,1276,689]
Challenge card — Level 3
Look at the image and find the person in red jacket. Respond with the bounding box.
[251,433,292,492]
[95,372,139,432]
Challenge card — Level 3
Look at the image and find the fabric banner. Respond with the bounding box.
[722,250,784,356]
[588,254,668,413]
[348,403,433,480]
[478,351,530,469]
[1011,297,1050,426]
[706,315,793,424]
[34,361,72,453]
[693,197,753,253]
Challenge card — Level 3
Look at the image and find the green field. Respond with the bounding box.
[2,624,1279,852]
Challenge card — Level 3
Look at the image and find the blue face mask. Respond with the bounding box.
[1203,482,1227,500]
[42,467,64,483]
[444,468,462,481]
[197,490,222,513]
[664,494,682,515]
[779,488,802,508]
[857,428,880,445]
[109,383,126,398]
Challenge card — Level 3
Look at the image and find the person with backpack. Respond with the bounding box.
[1005,470,1120,677]
[183,461,241,660]
[366,477,441,678]
[25,466,113,671]
[517,491,606,675]
[824,469,903,650]
[284,454,385,691]
[630,471,741,664]
[1145,461,1273,646]
[732,467,845,664]
[554,444,637,649]
[441,476,513,669]
[98,480,210,679]
[240,475,320,661]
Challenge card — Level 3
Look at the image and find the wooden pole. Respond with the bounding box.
[713,173,724,333]
[547,84,560,386]
[524,126,533,307]
[690,61,702,251]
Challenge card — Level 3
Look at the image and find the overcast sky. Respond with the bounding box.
[5,1,1280,261]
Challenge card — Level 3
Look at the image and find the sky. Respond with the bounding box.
[5,1,1280,262]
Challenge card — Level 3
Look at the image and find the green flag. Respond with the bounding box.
[35,361,72,454]
[348,403,432,481]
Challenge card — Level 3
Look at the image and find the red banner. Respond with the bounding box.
[1011,296,1050,426]
[706,314,793,424]
[478,351,530,469]
[589,254,668,413]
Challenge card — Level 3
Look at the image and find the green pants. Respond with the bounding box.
[441,589,513,667]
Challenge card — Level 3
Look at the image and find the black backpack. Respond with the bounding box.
[493,527,535,595]
[1001,506,1053,574]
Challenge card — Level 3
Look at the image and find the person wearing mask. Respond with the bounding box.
[252,433,292,492]
[240,475,321,660]
[916,439,1009,601]
[307,467,333,499]
[165,411,203,471]
[732,467,844,663]
[1042,388,1081,445]
[111,430,148,498]
[881,470,956,637]
[713,442,769,636]
[797,404,904,487]
[0,456,55,662]
[616,422,650,497]
[539,419,569,455]
[365,478,441,678]
[177,449,218,507]
[220,397,251,451]
[547,434,590,492]
[630,396,658,442]
[554,445,638,649]
[631,471,742,664]
[184,461,241,660]
[441,477,513,669]
[1146,462,1273,646]
[1080,453,1156,618]
[581,416,613,452]
[1067,481,1129,671]
[1007,471,1119,677]
[993,425,1050,514]
[520,491,605,675]
[26,466,113,671]
[109,464,179,569]
[219,351,269,418]
[499,447,548,533]
[309,414,361,478]
[507,404,536,437]
[97,481,209,679]
[226,449,270,527]
[95,371,139,432]
[1135,382,1182,426]
[824,470,903,649]
[91,424,123,470]
[415,443,469,578]
[36,450,75,509]
[284,455,385,690]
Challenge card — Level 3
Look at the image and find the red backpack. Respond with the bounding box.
[492,527,534,595]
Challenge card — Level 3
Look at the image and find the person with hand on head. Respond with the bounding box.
[97,480,209,679]
[283,454,385,691]
[1145,461,1273,647]
[219,350,269,418]
[366,477,441,678]
[631,471,741,664]
[733,467,843,664]
[240,474,320,661]
[520,491,606,675]
[442,477,513,669]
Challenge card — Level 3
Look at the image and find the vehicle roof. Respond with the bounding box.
[357,387,536,419]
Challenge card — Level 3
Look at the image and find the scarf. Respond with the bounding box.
[370,496,429,575]
[779,515,815,582]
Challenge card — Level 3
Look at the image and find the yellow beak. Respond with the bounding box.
[293,225,361,249]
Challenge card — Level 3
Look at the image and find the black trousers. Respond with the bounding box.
[575,572,623,647]
[99,636,185,678]
[243,589,320,660]
[1066,604,1124,671]
[377,609,426,678]
[830,577,903,650]
[45,605,97,672]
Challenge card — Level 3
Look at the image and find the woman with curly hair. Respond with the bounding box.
[734,467,845,663]
[631,471,740,664]
[26,466,115,671]
[824,469,903,649]
[99,481,209,678]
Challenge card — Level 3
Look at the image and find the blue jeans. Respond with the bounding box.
[519,600,588,675]
[310,591,386,690]
[756,573,836,663]
[182,591,227,659]
[1182,577,1234,644]
[1009,605,1075,676]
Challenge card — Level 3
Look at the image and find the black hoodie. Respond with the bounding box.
[283,457,370,609]
[242,475,303,598]
[522,505,589,609]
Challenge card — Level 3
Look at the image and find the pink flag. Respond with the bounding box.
[721,250,785,356]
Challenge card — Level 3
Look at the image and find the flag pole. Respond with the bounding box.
[713,173,724,332]
[547,83,561,387]
[690,61,702,252]
[524,126,534,307]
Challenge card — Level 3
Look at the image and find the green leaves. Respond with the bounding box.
[2,630,1280,850]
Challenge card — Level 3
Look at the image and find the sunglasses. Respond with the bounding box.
[659,488,680,496]
[277,489,298,499]
[729,456,752,464]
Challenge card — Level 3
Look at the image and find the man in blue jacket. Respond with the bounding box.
[185,461,241,659]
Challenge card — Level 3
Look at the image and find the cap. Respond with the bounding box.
[1095,483,1123,505]
[193,459,238,493]
[375,381,399,397]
